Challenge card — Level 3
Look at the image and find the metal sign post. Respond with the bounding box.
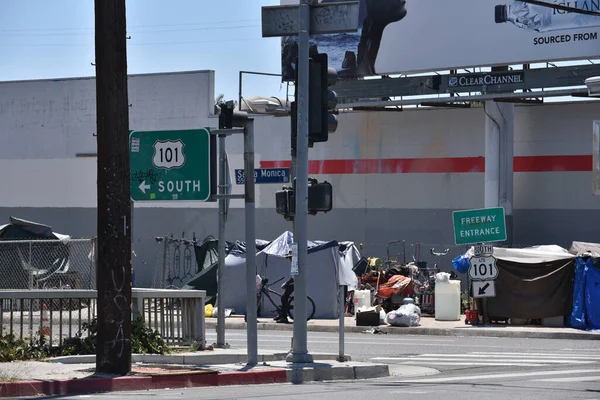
[261,0,359,364]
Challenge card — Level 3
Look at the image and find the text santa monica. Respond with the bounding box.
[235,168,290,184]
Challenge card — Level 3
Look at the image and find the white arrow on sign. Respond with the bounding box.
[138,180,151,194]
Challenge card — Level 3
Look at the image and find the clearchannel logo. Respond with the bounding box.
[448,77,459,87]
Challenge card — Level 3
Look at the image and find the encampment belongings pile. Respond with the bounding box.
[385,298,421,327]
[355,298,422,327]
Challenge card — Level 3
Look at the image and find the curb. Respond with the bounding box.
[205,320,600,341]
[0,362,389,398]
[0,369,287,398]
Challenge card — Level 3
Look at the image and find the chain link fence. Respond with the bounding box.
[0,238,96,291]
[152,235,201,289]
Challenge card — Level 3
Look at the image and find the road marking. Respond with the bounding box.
[470,351,600,358]
[396,369,600,383]
[385,361,547,367]
[533,376,600,383]
[419,353,598,360]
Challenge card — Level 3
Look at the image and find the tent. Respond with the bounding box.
[216,231,360,319]
[182,237,270,304]
[0,217,72,290]
[455,245,577,321]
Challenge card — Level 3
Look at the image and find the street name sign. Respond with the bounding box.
[472,280,496,298]
[262,2,360,37]
[469,256,499,281]
[452,207,507,245]
[235,168,290,185]
[129,129,211,201]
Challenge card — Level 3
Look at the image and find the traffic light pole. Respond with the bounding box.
[288,0,314,364]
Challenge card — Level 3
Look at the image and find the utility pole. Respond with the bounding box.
[94,0,132,375]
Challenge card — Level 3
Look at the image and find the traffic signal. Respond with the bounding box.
[307,178,333,215]
[275,185,295,221]
[275,178,333,221]
[290,53,338,150]
[308,53,338,144]
[218,100,249,129]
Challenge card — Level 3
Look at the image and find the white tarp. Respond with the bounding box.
[218,231,361,318]
[465,244,576,264]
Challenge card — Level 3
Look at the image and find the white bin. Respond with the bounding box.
[435,280,461,321]
[353,290,371,310]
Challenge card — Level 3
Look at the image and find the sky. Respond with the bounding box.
[0,1,597,107]
[0,0,286,103]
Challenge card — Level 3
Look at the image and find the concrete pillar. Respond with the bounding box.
[484,100,514,245]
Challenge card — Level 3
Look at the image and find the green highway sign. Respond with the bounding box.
[129,129,211,201]
[452,207,507,245]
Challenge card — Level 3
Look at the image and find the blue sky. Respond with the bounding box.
[0,0,285,103]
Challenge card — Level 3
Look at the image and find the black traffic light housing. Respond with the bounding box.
[218,100,249,129]
[275,178,333,221]
[291,53,338,150]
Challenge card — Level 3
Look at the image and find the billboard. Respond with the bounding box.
[280,0,600,81]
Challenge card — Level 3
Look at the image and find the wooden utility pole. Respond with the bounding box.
[94,0,132,375]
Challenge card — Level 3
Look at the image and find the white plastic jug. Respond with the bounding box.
[353,290,371,310]
[434,280,461,321]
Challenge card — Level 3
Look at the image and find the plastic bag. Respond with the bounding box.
[384,303,421,327]
[205,304,214,318]
[435,272,451,284]
[452,253,471,274]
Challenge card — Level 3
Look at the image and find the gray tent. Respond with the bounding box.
[219,231,360,319]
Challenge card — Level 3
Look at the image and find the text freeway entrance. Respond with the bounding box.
[452,207,507,245]
[129,129,211,201]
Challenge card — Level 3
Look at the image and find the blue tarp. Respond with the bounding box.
[585,258,600,330]
[568,257,588,329]
[568,256,600,331]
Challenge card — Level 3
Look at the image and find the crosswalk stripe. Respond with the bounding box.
[395,361,547,367]
[533,376,600,383]
[413,353,597,360]
[396,369,600,383]
[470,351,600,358]
[403,358,595,364]
[371,352,599,367]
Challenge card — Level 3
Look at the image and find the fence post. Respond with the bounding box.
[161,236,169,288]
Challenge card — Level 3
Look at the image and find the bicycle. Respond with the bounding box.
[250,275,316,321]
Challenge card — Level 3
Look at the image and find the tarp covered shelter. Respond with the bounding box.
[186,231,361,319]
[459,245,577,320]
[219,231,360,319]
[0,217,71,289]
[183,237,270,304]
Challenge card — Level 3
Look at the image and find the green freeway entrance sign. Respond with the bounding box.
[452,207,507,245]
[129,129,211,201]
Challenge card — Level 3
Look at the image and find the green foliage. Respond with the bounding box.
[0,333,50,362]
[1,315,170,360]
[131,315,170,355]
[60,315,170,356]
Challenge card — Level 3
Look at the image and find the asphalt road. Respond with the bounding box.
[54,329,600,399]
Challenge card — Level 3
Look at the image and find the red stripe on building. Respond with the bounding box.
[259,155,592,174]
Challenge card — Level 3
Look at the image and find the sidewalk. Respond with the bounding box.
[0,349,391,398]
[205,314,600,341]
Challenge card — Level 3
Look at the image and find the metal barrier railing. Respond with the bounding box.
[0,288,206,350]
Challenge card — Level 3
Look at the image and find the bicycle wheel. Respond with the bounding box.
[287,295,316,321]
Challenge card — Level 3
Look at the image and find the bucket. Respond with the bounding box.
[353,290,371,310]
[435,279,461,321]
